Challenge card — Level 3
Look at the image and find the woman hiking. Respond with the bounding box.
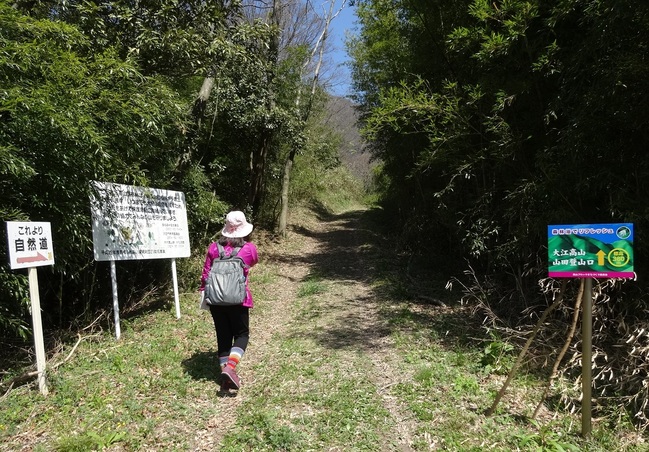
[200,211,259,391]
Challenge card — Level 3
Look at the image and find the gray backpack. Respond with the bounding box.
[204,244,248,306]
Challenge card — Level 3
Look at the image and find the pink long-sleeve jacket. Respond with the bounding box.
[200,241,259,308]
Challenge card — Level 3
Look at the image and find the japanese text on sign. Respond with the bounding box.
[6,221,55,269]
[548,223,634,279]
[90,181,191,261]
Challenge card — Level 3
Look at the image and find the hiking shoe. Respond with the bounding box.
[221,366,241,390]
[219,378,233,391]
[219,366,232,391]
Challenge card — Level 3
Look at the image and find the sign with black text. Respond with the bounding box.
[90,181,190,261]
[6,221,55,270]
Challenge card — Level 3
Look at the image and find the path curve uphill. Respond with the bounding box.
[202,207,419,451]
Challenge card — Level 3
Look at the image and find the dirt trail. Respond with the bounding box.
[195,207,418,450]
[316,211,419,450]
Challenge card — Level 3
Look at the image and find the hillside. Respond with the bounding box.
[325,95,373,183]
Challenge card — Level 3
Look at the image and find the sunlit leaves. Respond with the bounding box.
[0,2,189,334]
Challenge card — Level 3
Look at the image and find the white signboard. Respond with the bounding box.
[6,221,55,269]
[90,181,190,261]
[6,221,53,393]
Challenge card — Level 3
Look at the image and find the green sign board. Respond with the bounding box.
[548,223,634,279]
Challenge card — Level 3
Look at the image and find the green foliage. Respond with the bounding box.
[453,374,480,395]
[480,336,514,374]
[0,268,30,339]
[290,126,365,209]
[348,0,411,108]
[515,420,581,451]
[297,274,328,298]
[0,2,189,334]
[56,430,127,451]
[352,0,649,291]
[350,0,649,428]
[15,0,234,77]
[221,411,307,451]
[0,0,359,340]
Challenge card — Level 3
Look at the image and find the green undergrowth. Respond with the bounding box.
[219,272,390,450]
[371,278,646,451]
[220,340,389,451]
[307,164,372,215]
[1,206,647,451]
[0,295,225,450]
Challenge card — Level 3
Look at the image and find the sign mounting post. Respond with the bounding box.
[548,223,634,437]
[6,221,55,395]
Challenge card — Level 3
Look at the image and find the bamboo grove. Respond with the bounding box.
[349,0,649,427]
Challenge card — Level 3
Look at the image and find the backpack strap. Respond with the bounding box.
[216,243,226,259]
[215,243,243,259]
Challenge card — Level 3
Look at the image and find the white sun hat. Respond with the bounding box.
[221,211,254,238]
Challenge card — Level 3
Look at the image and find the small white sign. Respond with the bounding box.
[6,221,55,270]
[90,181,191,261]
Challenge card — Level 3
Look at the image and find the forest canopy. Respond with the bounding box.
[349,0,649,295]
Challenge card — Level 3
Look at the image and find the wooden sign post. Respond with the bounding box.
[6,221,55,395]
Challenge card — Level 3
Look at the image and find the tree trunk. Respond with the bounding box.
[277,0,345,236]
[278,154,294,237]
[175,74,215,178]
[247,0,280,216]
[249,127,273,215]
[192,76,215,123]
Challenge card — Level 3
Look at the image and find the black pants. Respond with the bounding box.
[209,304,250,358]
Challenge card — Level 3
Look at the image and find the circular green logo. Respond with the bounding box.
[608,248,630,267]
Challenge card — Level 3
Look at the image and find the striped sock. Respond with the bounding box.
[226,347,244,369]
[219,356,229,368]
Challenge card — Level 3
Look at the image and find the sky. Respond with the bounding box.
[327,1,358,97]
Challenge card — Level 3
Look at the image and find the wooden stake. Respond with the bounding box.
[485,279,567,416]
[532,279,584,418]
